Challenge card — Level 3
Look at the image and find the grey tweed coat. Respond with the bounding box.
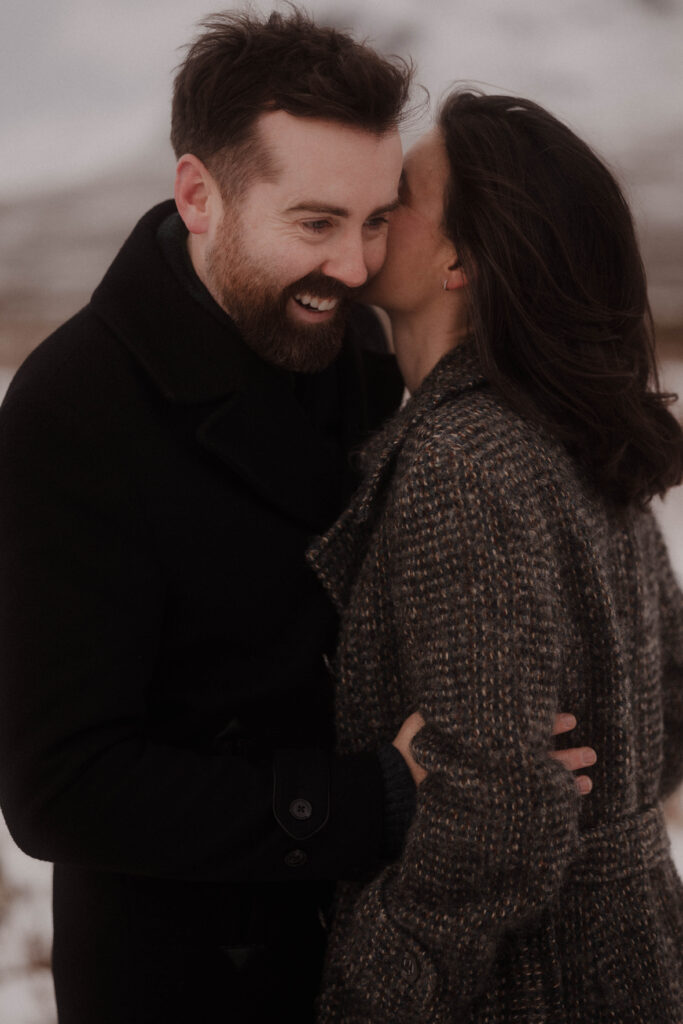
[308,343,683,1023]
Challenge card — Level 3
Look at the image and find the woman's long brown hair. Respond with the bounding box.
[439,90,683,508]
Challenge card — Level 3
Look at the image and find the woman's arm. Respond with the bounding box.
[394,710,596,793]
[652,521,683,801]
[320,448,581,1022]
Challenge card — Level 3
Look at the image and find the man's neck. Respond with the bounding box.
[157,211,232,331]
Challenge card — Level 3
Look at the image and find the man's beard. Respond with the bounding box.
[205,222,357,374]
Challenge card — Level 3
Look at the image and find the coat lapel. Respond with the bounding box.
[308,343,488,609]
[90,202,374,533]
[196,368,346,532]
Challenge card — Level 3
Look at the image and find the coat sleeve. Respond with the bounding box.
[318,447,580,1022]
[653,521,683,801]
[0,383,386,884]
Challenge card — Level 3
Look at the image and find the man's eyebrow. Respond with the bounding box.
[284,198,400,218]
[374,198,400,216]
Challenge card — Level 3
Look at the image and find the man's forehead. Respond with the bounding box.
[255,108,400,150]
[253,110,402,202]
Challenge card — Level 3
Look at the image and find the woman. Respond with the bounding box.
[308,91,683,1022]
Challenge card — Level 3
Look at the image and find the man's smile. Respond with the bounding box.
[289,292,341,323]
[293,292,339,312]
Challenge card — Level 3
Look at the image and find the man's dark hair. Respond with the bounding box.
[171,6,412,197]
[438,89,683,508]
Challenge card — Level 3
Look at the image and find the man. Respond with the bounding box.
[0,10,593,1023]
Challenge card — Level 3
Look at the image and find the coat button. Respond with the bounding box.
[284,849,308,868]
[289,798,313,821]
[401,953,419,984]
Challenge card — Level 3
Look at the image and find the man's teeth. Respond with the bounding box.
[294,293,339,312]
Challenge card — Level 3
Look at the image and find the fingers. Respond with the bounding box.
[550,746,597,773]
[552,714,596,796]
[392,712,428,787]
[552,712,577,736]
[550,745,596,797]
[400,711,425,743]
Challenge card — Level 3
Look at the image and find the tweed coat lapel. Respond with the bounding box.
[309,342,488,609]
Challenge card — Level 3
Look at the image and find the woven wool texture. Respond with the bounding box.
[308,343,683,1023]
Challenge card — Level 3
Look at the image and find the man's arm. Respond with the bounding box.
[0,378,385,884]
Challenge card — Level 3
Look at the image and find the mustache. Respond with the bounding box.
[284,272,362,303]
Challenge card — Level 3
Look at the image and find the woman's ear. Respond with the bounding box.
[174,154,221,235]
[442,254,468,291]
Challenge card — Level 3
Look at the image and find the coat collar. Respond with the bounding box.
[88,201,397,532]
[90,200,264,404]
[308,342,488,606]
[195,365,347,531]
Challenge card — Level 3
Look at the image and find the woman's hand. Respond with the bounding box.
[392,711,596,792]
[549,713,596,794]
[392,712,428,785]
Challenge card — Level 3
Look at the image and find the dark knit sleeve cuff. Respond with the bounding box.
[377,742,417,861]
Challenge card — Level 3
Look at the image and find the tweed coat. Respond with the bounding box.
[308,342,683,1023]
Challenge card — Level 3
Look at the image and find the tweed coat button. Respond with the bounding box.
[289,798,313,821]
[284,849,308,868]
[401,953,419,984]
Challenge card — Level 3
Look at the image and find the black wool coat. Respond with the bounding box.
[0,202,404,1023]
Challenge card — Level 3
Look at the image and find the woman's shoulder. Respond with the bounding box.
[404,376,576,503]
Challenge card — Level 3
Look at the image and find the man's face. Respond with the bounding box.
[204,111,403,373]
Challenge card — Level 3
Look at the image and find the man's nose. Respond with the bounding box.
[320,236,369,289]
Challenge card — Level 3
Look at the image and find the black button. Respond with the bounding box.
[401,953,419,984]
[289,798,313,821]
[284,849,308,868]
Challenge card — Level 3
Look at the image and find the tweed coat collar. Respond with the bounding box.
[88,201,384,532]
[309,342,488,608]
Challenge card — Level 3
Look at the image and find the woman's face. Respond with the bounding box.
[361,127,453,314]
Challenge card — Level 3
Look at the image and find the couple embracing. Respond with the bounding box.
[0,8,681,1023]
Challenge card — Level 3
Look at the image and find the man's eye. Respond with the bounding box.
[365,216,390,230]
[303,220,331,233]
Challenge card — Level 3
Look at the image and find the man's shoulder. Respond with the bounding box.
[4,201,176,414]
[0,305,148,444]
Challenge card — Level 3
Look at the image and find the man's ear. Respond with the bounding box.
[174,154,220,235]
[442,254,468,292]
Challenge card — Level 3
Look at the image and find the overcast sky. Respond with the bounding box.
[3,0,682,206]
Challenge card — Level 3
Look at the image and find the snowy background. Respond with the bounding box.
[0,0,682,1020]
